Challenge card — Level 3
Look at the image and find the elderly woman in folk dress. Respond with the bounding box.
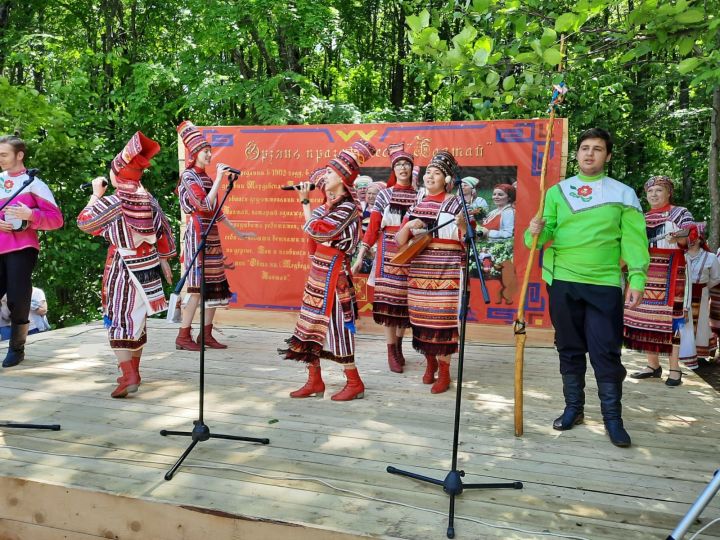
[624,175,694,386]
[395,151,467,394]
[279,140,376,401]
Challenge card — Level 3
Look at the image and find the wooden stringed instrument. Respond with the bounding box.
[390,219,455,265]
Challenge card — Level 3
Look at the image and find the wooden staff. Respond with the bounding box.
[513,36,567,437]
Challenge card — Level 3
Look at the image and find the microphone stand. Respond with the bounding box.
[0,169,61,431]
[667,469,720,540]
[387,179,522,538]
[160,172,269,480]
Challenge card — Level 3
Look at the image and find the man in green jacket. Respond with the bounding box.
[525,128,649,447]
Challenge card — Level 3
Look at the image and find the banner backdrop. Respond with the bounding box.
[180,119,568,328]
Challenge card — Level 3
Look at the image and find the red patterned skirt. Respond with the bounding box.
[623,248,686,354]
[710,284,720,336]
[183,214,232,302]
[372,225,411,328]
[407,239,464,356]
[279,244,355,363]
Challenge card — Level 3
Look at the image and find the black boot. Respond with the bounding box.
[597,381,631,447]
[553,374,585,430]
[3,323,29,368]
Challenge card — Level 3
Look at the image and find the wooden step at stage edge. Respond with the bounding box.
[0,476,364,540]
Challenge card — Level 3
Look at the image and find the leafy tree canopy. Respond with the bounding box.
[0,0,717,324]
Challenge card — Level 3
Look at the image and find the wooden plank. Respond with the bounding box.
[0,477,366,540]
[0,320,718,540]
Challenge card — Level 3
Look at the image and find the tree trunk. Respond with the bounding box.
[33,7,45,93]
[0,1,11,74]
[232,47,253,79]
[708,86,720,251]
[390,2,405,108]
[245,20,277,77]
[679,78,692,204]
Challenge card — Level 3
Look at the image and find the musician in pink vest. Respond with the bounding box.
[0,135,63,368]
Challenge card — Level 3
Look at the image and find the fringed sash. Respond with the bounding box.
[112,243,167,314]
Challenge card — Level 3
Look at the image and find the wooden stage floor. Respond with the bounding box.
[0,319,718,540]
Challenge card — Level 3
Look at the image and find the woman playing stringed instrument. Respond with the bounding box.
[394,150,467,394]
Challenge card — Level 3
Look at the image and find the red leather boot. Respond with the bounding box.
[117,355,142,385]
[131,355,141,385]
[332,367,365,401]
[198,324,228,349]
[423,354,438,384]
[396,336,406,366]
[387,344,403,373]
[111,360,140,398]
[290,361,325,398]
[176,326,201,351]
[431,360,451,394]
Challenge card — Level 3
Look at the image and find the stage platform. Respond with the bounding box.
[0,318,718,540]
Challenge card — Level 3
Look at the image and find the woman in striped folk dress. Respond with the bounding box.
[395,151,467,394]
[677,224,720,373]
[625,176,693,386]
[352,142,418,373]
[174,121,252,351]
[78,132,176,398]
[279,139,376,401]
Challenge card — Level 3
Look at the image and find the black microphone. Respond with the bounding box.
[80,179,108,190]
[217,163,241,175]
[281,183,316,191]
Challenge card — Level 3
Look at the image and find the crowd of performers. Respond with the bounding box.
[1,125,719,447]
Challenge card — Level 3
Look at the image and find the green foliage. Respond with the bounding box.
[1,0,719,324]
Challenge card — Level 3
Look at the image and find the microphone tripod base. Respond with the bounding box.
[386,466,522,538]
[160,420,269,481]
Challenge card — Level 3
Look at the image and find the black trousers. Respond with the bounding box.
[0,247,39,326]
[548,279,626,384]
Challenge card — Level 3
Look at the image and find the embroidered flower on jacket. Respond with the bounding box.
[569,184,593,202]
[3,179,13,192]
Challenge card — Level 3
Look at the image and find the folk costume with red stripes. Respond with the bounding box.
[282,198,361,363]
[179,167,232,302]
[78,132,176,351]
[177,122,232,306]
[677,227,720,369]
[624,177,694,355]
[405,192,465,356]
[360,143,417,328]
[279,140,376,402]
[395,150,465,394]
[709,251,720,348]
